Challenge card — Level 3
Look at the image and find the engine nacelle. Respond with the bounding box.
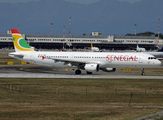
[84,64,99,72]
[101,68,116,72]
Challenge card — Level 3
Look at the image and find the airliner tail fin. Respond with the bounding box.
[91,41,93,50]
[136,42,139,49]
[11,29,35,52]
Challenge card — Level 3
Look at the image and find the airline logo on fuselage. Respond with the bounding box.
[38,54,138,62]
[38,54,46,60]
[106,55,138,61]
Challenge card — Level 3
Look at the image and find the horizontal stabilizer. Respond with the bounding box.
[8,52,24,58]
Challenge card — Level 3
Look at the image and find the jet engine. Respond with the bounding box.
[101,68,116,72]
[84,64,99,72]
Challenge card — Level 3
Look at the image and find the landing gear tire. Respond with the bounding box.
[75,70,81,75]
[86,71,92,74]
[141,68,145,76]
[141,73,145,76]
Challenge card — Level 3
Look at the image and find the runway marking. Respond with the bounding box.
[65,69,69,71]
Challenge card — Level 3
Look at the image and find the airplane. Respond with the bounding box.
[9,29,161,75]
[136,42,146,52]
[143,47,163,58]
[91,41,99,52]
[157,47,163,52]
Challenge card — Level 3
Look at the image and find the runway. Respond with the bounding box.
[0,73,97,78]
[0,65,163,79]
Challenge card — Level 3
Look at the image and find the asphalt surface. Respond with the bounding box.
[0,65,163,79]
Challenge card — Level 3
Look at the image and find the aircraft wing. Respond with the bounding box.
[49,58,101,67]
[53,59,84,66]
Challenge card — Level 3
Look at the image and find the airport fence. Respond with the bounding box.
[0,84,162,96]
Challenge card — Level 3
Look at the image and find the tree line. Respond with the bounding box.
[125,32,163,39]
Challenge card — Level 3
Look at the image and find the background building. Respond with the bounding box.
[0,31,162,51]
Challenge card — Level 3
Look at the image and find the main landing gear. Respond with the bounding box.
[75,70,93,75]
[141,68,145,76]
[75,69,81,75]
[86,71,92,74]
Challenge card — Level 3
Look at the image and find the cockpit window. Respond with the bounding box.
[148,57,156,60]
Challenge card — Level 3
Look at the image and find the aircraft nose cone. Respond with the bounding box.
[157,60,162,66]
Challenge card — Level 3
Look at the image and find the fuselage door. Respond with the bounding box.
[30,52,35,62]
[70,54,74,60]
[139,54,143,63]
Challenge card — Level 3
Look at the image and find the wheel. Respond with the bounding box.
[75,70,81,75]
[86,71,92,74]
[141,68,145,76]
[141,73,145,76]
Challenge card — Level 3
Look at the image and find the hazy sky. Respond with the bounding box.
[0,0,142,4]
[0,0,39,3]
[65,0,142,4]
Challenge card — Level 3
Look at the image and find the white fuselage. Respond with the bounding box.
[9,51,161,69]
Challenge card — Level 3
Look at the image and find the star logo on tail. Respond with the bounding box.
[13,37,15,41]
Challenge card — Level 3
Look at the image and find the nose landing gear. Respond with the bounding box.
[141,68,145,76]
